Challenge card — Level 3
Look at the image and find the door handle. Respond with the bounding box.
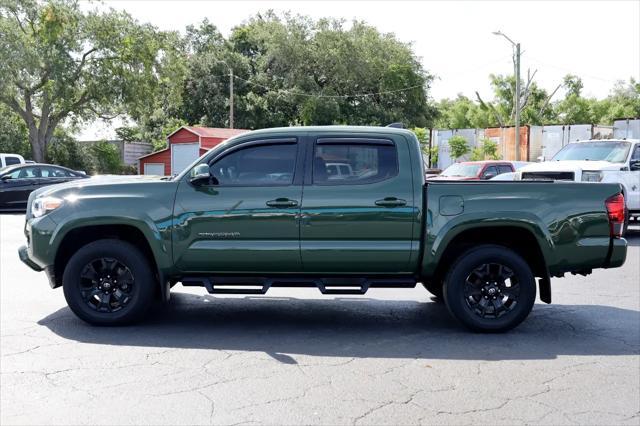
[375,197,407,207]
[266,198,299,208]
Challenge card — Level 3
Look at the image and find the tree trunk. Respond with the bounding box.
[27,124,46,163]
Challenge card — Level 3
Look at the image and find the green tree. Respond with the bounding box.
[555,75,599,124]
[412,127,438,168]
[47,131,94,172]
[90,141,122,174]
[470,138,500,161]
[118,115,187,152]
[427,145,439,168]
[411,127,429,153]
[448,135,470,161]
[0,0,169,162]
[181,14,436,129]
[479,74,558,126]
[599,78,640,123]
[0,104,30,158]
[482,138,500,160]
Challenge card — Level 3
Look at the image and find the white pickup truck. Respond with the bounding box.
[518,139,640,223]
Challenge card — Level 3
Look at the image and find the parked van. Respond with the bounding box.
[0,153,26,168]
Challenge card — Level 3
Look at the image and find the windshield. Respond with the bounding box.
[441,163,481,177]
[0,165,18,175]
[552,141,631,163]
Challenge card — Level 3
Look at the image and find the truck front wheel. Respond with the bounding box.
[443,245,536,332]
[62,239,155,325]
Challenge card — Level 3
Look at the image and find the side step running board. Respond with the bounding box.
[181,276,417,295]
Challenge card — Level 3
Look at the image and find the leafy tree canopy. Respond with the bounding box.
[180,13,436,130]
[0,0,176,161]
[436,73,640,130]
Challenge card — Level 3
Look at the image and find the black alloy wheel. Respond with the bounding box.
[463,263,519,319]
[63,239,156,325]
[80,258,135,313]
[443,244,536,332]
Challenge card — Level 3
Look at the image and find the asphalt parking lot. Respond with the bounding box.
[1,213,639,425]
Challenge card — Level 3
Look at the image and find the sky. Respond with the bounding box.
[78,0,640,139]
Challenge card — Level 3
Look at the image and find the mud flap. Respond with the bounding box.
[538,276,551,304]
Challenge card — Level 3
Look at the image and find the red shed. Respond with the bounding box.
[138,126,249,175]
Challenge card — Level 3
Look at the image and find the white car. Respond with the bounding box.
[490,171,517,181]
[0,153,25,168]
[518,139,640,219]
[326,162,354,180]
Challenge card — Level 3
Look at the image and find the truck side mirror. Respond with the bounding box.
[630,160,640,171]
[189,163,218,186]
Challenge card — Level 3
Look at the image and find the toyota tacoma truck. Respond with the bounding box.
[18,126,628,332]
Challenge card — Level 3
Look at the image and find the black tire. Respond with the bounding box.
[443,244,536,333]
[62,239,156,325]
[423,281,444,300]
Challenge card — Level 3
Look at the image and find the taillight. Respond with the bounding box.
[605,193,626,237]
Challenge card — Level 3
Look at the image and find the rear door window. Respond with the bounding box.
[41,166,73,177]
[498,165,513,175]
[4,156,22,166]
[313,140,398,185]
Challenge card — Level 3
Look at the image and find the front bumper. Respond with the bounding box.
[18,245,58,288]
[18,245,42,271]
[606,238,627,268]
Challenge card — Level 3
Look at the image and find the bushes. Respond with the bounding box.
[47,134,94,172]
[0,105,31,159]
[47,138,133,175]
[90,141,123,174]
[470,138,501,161]
[448,135,470,161]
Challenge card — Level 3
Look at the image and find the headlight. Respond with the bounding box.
[582,171,603,182]
[32,196,63,218]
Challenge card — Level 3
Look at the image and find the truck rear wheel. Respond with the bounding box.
[62,239,155,325]
[443,244,536,332]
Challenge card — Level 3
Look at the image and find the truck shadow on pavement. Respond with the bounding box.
[38,295,639,362]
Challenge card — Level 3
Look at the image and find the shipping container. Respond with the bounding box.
[538,124,614,160]
[123,142,152,167]
[613,118,640,139]
[484,126,530,162]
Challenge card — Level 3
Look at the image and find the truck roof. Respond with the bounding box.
[237,125,417,138]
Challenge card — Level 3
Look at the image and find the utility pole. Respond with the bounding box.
[493,31,521,160]
[216,60,234,129]
[514,42,521,161]
[229,68,234,129]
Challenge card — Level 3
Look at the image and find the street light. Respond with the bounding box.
[493,30,521,161]
[216,59,234,129]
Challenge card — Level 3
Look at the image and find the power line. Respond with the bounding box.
[527,56,623,83]
[230,74,425,98]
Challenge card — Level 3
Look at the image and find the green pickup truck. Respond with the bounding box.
[19,126,628,332]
